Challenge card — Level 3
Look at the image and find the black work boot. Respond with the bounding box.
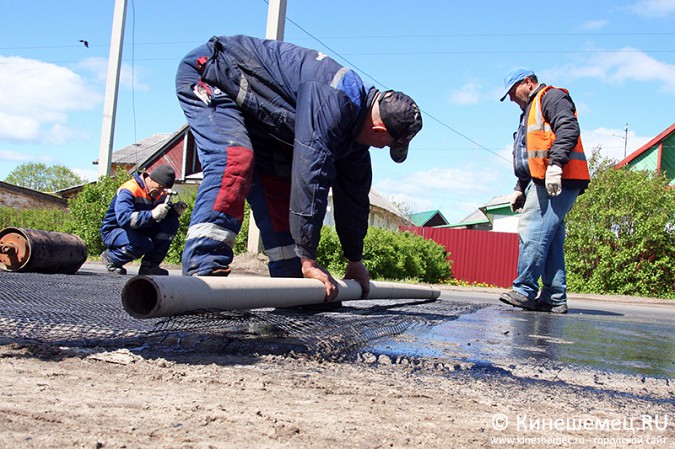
[534,301,569,314]
[138,262,169,276]
[499,290,536,310]
[100,250,127,275]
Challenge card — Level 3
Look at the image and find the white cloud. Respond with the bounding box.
[552,47,675,95]
[76,57,109,83]
[374,163,512,220]
[72,167,99,182]
[0,55,102,142]
[381,166,500,195]
[629,0,675,17]
[76,57,150,91]
[449,82,481,105]
[387,126,656,221]
[0,149,54,163]
[0,112,40,141]
[44,124,90,146]
[579,19,609,30]
[581,127,653,162]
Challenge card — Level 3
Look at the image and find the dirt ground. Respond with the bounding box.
[1,342,672,449]
[1,254,673,448]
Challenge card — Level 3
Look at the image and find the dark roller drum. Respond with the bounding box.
[0,227,88,274]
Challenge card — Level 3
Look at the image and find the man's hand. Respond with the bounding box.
[545,165,563,197]
[301,258,339,302]
[343,260,370,299]
[151,203,171,221]
[173,201,188,216]
[510,191,525,212]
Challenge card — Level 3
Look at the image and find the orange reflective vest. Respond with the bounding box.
[526,86,590,182]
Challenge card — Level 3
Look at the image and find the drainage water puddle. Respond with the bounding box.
[367,303,675,378]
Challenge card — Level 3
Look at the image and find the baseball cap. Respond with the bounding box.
[149,165,175,188]
[378,90,423,163]
[500,67,535,102]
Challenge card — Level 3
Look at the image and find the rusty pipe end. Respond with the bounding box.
[0,243,16,255]
[121,275,161,319]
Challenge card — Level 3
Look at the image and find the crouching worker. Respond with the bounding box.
[100,165,187,276]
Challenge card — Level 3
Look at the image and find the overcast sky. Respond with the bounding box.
[1,0,674,222]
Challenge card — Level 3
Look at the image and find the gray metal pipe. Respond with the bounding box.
[121,275,441,319]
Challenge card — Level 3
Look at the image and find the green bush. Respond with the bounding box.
[65,170,131,257]
[3,173,451,284]
[164,186,251,264]
[316,225,344,274]
[566,155,675,299]
[163,186,196,265]
[317,226,452,283]
[0,206,70,232]
[233,202,250,255]
[66,173,250,265]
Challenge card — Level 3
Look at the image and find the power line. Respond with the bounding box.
[3,45,673,58]
[282,9,511,164]
[2,29,674,51]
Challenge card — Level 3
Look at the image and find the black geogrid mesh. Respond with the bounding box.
[0,269,475,357]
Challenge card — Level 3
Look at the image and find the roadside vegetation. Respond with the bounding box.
[565,152,675,299]
[2,157,673,296]
[4,162,85,192]
[2,166,451,284]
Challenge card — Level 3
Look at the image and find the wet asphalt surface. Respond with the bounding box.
[369,290,675,379]
[1,262,673,380]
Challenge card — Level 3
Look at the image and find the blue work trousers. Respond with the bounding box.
[512,182,580,305]
[176,45,301,277]
[103,216,179,266]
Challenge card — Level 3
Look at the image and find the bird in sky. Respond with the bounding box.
[79,39,89,48]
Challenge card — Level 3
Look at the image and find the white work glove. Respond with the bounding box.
[545,165,563,197]
[151,203,171,221]
[173,201,188,216]
[510,191,525,213]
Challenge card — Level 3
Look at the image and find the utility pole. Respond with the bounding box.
[248,0,287,254]
[613,123,629,158]
[97,0,128,177]
[266,0,287,39]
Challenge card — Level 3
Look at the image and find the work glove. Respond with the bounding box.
[510,191,525,213]
[173,201,188,216]
[545,165,563,197]
[151,203,171,221]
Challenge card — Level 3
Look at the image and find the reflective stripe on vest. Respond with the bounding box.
[185,222,237,248]
[525,86,590,181]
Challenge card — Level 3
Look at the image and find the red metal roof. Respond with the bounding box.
[616,122,675,169]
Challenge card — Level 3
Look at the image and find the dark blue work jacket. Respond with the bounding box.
[200,35,374,261]
[100,173,169,237]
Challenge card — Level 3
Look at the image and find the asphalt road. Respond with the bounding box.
[369,288,675,378]
[4,261,674,380]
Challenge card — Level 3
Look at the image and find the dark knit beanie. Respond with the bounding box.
[149,165,175,188]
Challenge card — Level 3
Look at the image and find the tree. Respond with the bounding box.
[4,162,86,192]
[565,151,675,299]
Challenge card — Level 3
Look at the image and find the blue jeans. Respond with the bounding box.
[512,182,580,305]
